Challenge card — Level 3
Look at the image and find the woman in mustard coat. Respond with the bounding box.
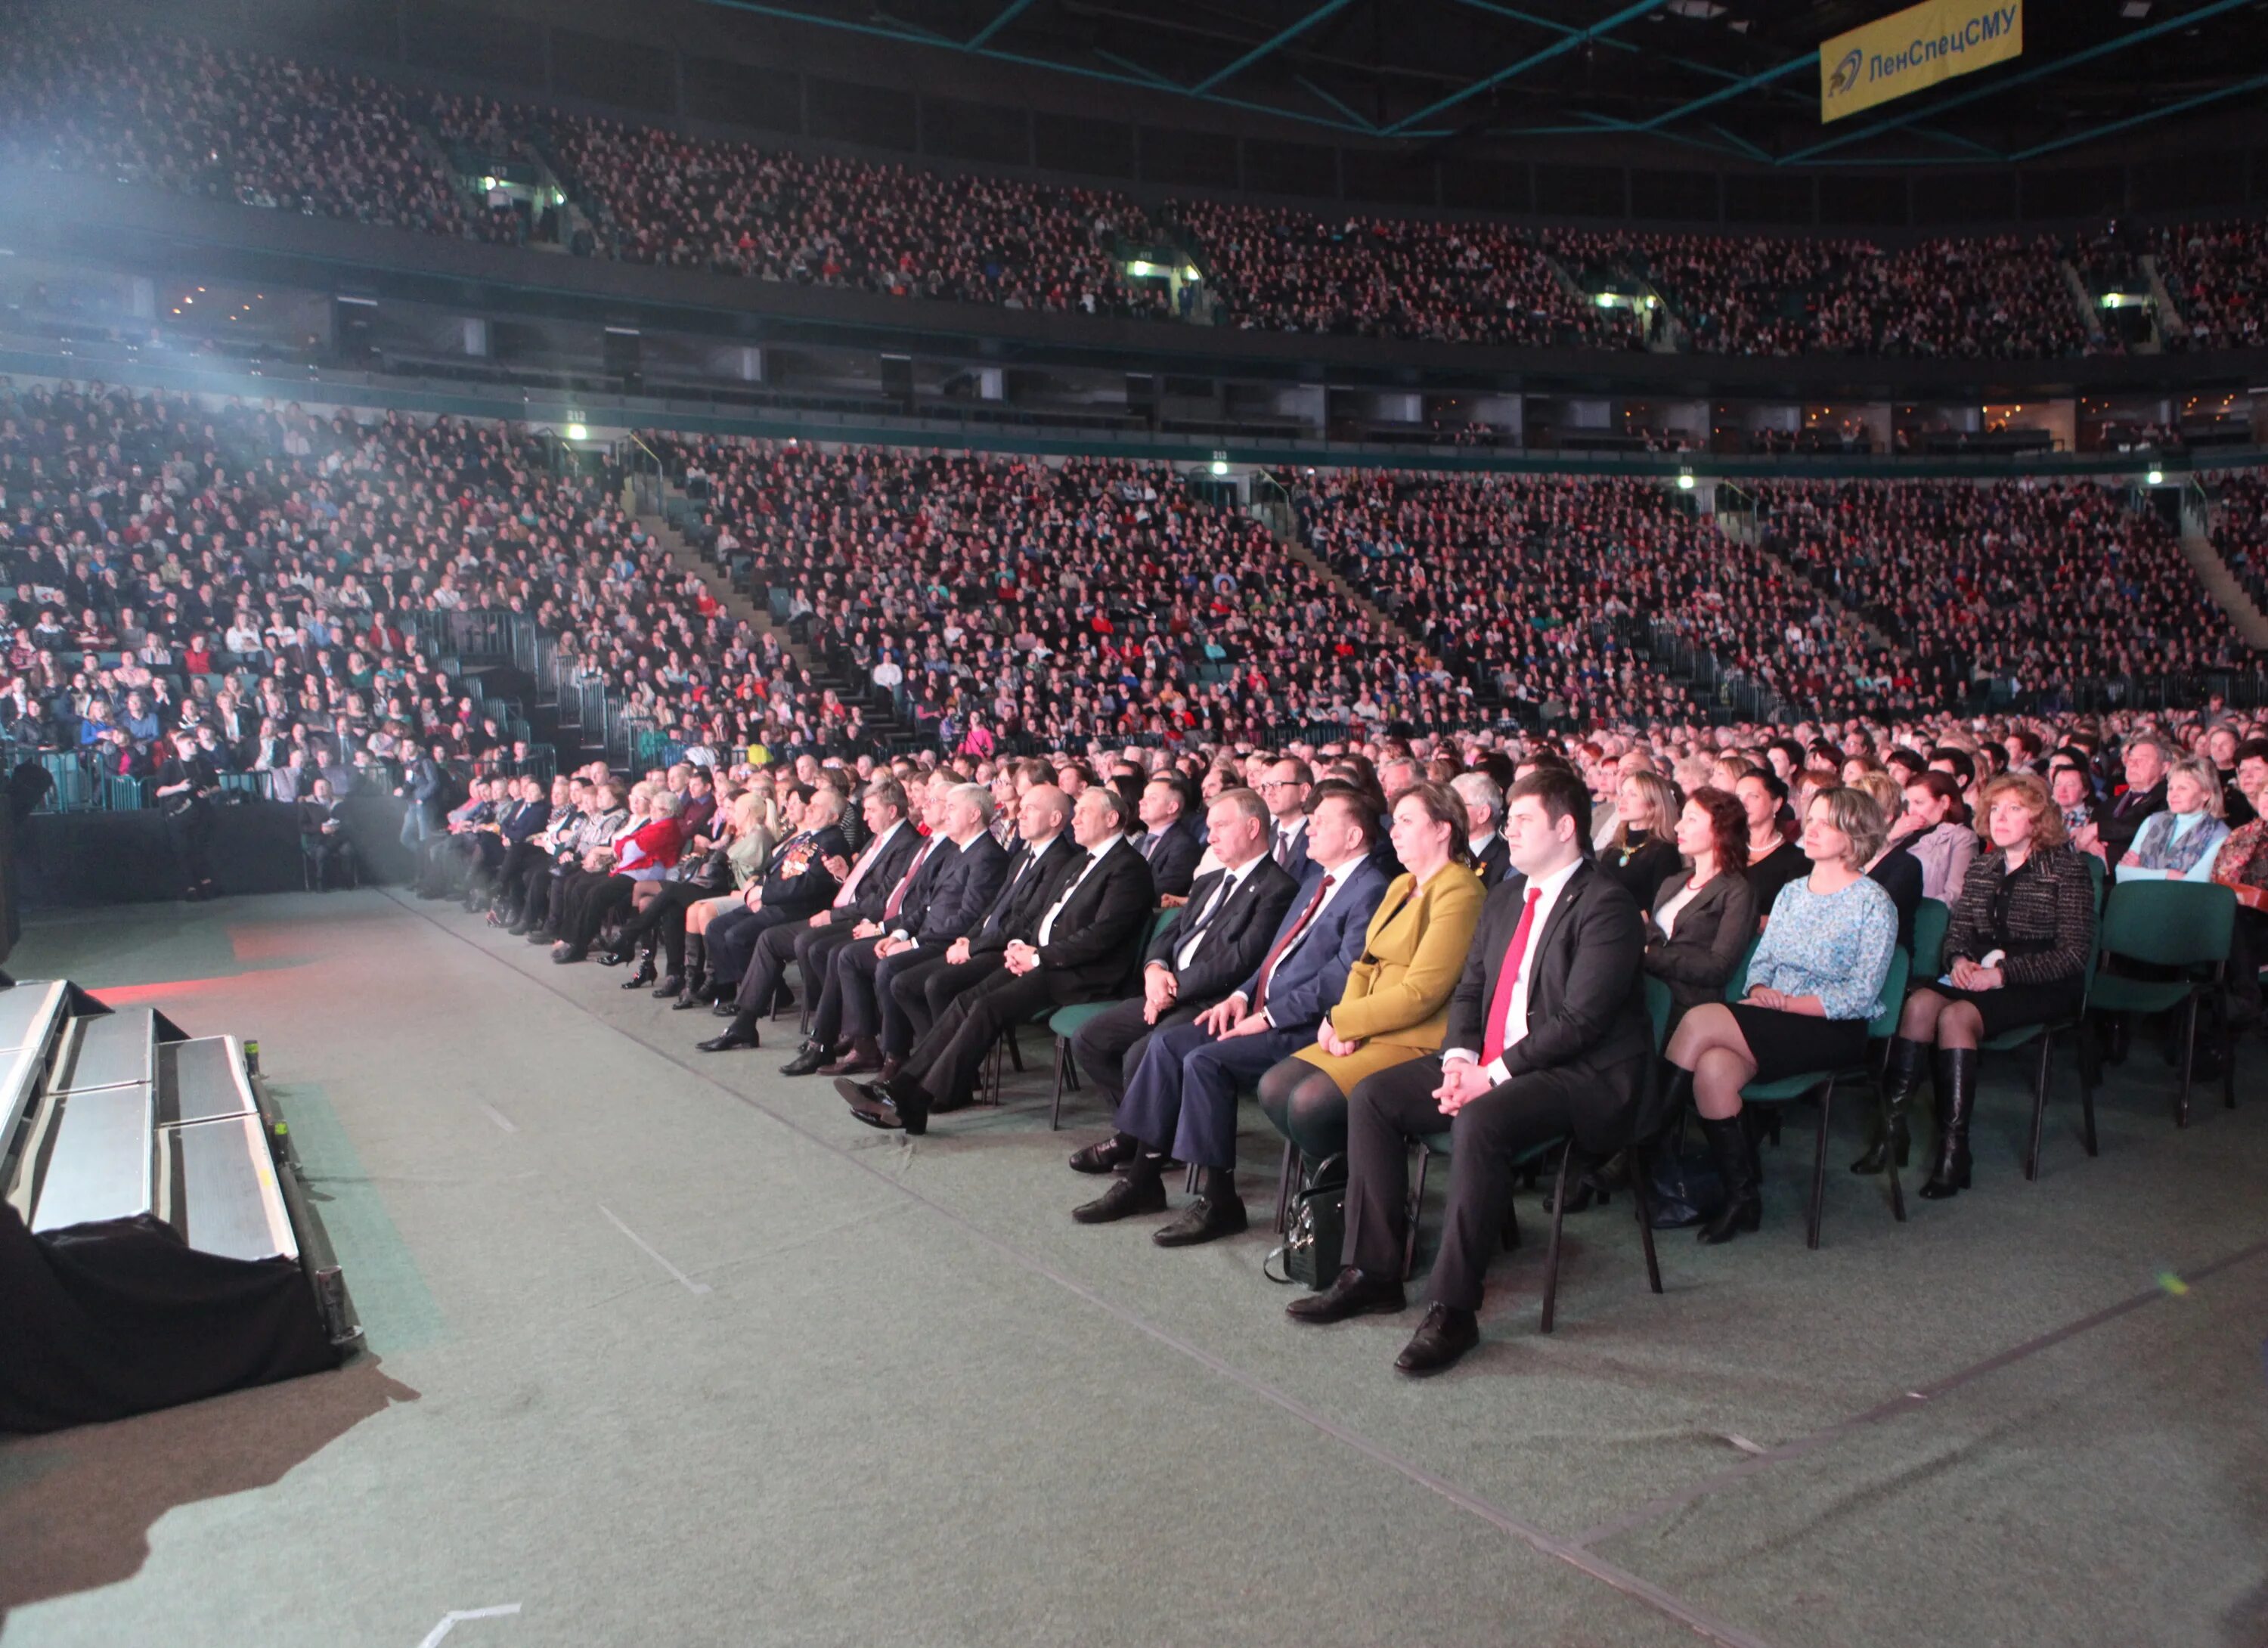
[1258,781,1486,1168]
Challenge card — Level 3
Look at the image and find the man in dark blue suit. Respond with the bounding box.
[1131,773,1204,900]
[1260,757,1315,881]
[1070,789,1390,1246]
[807,782,1009,1076]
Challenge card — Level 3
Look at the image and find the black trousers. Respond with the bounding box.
[739,915,855,1015]
[886,953,1001,1055]
[1068,996,1205,1109]
[811,935,885,1048]
[166,804,215,891]
[617,881,714,972]
[901,967,1059,1110]
[1342,1055,1597,1312]
[494,839,545,911]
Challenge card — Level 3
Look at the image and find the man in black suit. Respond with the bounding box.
[1067,786,1298,1120]
[1452,770,1510,889]
[1289,767,1650,1377]
[1069,790,1390,1244]
[842,785,1154,1133]
[1131,773,1204,900]
[702,788,852,997]
[804,783,1009,1076]
[1261,757,1315,880]
[880,784,1080,1061]
[2081,735,2168,864]
[699,779,923,1053]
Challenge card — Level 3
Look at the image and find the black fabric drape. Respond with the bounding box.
[0,1204,339,1434]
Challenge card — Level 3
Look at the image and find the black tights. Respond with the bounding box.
[1257,1057,1352,1169]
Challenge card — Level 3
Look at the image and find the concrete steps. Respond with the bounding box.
[2180,523,2268,650]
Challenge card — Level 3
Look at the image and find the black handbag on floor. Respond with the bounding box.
[1646,1141,1723,1229]
[1264,1152,1346,1290]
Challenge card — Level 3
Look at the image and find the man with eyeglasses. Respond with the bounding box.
[1259,757,1314,879]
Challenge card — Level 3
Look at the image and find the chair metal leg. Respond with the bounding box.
[1539,1143,1572,1334]
[1880,1073,1907,1223]
[1626,1144,1664,1296]
[1806,1081,1834,1251]
[1403,1148,1430,1283]
[2024,1030,2054,1182]
[2223,980,2238,1111]
[1049,1037,1068,1132]
[1185,1162,1199,1194]
[2177,994,2198,1128]
[2079,1031,2100,1157]
[1275,1140,1300,1234]
[1007,1031,1025,1074]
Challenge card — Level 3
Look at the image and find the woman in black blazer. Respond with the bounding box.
[1645,786,1758,1026]
[1601,769,1686,912]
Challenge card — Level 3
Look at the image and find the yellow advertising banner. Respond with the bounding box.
[1819,0,2023,122]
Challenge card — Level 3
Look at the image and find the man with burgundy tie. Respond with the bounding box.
[1289,767,1650,1377]
[1068,789,1388,1245]
[696,779,922,1054]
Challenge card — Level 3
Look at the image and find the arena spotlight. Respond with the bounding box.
[1210,459,1230,476]
[567,423,589,441]
[1677,472,1696,491]
[2147,469,2164,485]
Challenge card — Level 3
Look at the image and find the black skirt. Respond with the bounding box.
[1727,1003,1873,1083]
[1917,977,2084,1038]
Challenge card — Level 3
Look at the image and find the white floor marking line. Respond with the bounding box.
[479,1104,519,1133]
[417,1603,522,1647]
[598,1203,712,1294]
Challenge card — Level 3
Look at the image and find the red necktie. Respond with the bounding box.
[1479,888,1544,1067]
[881,837,935,921]
[1250,873,1334,1018]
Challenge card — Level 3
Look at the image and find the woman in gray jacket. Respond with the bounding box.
[1886,770,1977,905]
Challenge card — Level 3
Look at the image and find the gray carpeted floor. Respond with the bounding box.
[4,889,2265,1648]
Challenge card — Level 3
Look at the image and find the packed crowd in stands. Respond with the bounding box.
[404,683,2268,1372]
[1755,479,2256,707]
[0,23,500,242]
[2155,218,2268,352]
[2208,469,2268,614]
[659,436,1466,745]
[1293,469,1899,726]
[11,19,2268,362]
[1163,203,1646,349]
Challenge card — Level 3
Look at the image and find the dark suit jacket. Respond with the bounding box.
[1033,838,1158,1001]
[757,825,850,919]
[904,832,1011,947]
[970,833,1083,953]
[1472,835,1510,891]
[2098,779,2166,860]
[1447,860,1651,1152]
[1148,857,1300,1007]
[836,821,925,924]
[1270,820,1311,884]
[1644,871,1758,1015]
[1135,821,1204,899]
[502,800,552,843]
[1234,856,1391,1033]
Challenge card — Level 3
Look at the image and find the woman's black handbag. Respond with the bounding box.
[1646,1142,1722,1229]
[1264,1153,1347,1289]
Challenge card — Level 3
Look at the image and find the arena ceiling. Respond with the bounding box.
[692,0,2268,166]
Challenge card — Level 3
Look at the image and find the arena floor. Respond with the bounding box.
[4,889,2266,1648]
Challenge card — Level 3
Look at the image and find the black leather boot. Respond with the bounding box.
[1851,1035,1926,1173]
[671,938,708,1010]
[1696,1114,1761,1244]
[1919,1047,1978,1200]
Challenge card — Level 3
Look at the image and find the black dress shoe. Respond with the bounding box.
[1286,1267,1407,1324]
[1068,1133,1139,1175]
[779,1043,833,1076]
[551,945,587,965]
[1154,1191,1247,1247]
[711,999,740,1018]
[670,990,710,1011]
[834,1076,887,1110]
[651,974,683,998]
[696,1023,761,1052]
[847,1095,905,1132]
[1394,1303,1480,1377]
[1073,1173,1169,1224]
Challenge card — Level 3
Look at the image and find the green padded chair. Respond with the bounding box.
[1736,947,1912,1248]
[2084,880,2236,1130]
[1912,899,1952,983]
